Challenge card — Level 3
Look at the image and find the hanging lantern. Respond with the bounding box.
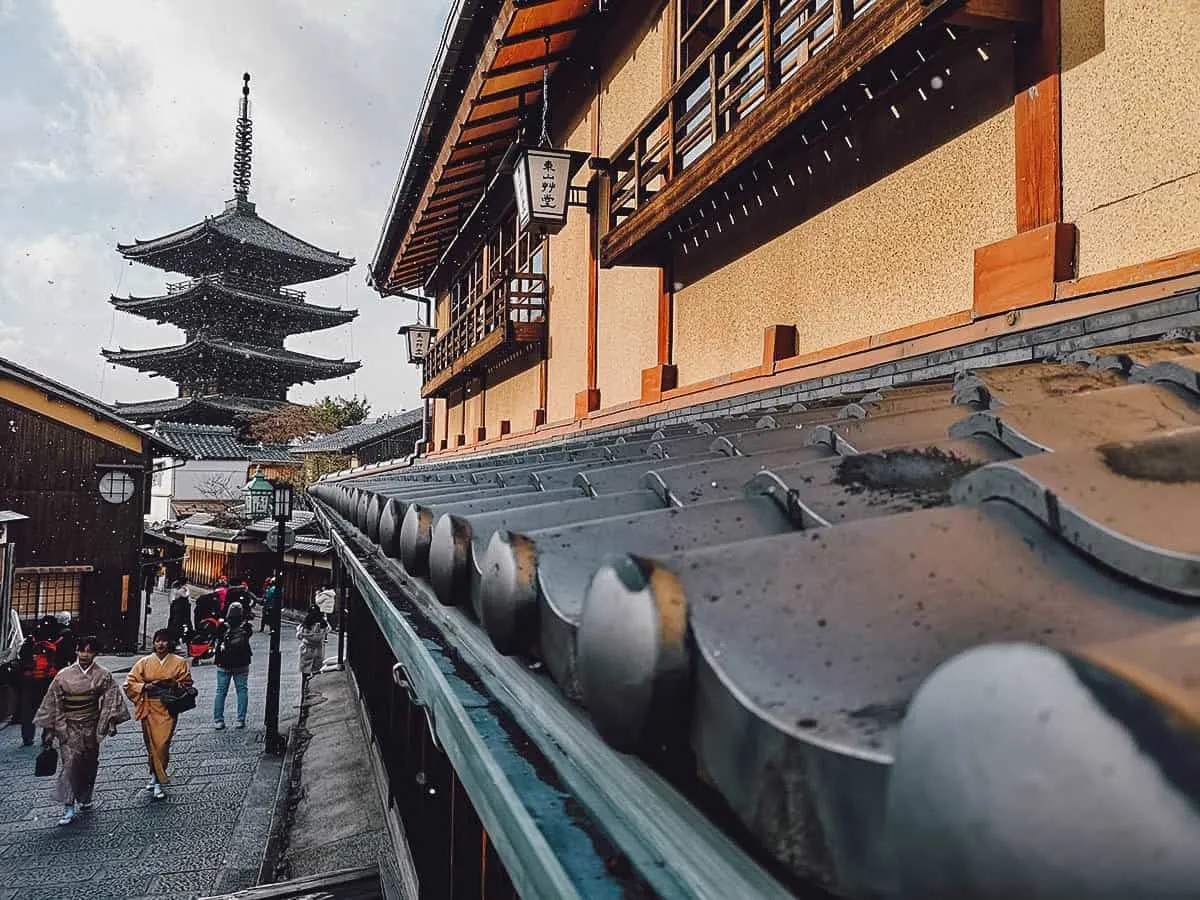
[512,146,576,236]
[398,322,438,363]
[511,35,586,237]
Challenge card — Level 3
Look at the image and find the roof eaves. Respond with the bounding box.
[370,0,500,290]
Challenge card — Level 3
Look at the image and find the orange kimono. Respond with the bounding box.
[123,651,192,784]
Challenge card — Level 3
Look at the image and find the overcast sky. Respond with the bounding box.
[0,0,450,416]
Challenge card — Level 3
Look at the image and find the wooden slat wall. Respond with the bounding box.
[0,398,146,649]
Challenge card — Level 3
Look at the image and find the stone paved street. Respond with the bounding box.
[0,593,304,900]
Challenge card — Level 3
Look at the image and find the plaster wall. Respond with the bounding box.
[1061,0,1200,277]
[592,3,668,406]
[445,393,465,442]
[484,356,541,436]
[673,104,1014,385]
[596,268,659,406]
[545,105,593,423]
[173,460,248,503]
[463,380,483,442]
[598,5,667,158]
[431,397,447,447]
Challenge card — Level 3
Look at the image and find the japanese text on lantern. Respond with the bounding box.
[540,159,557,210]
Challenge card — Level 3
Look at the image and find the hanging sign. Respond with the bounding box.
[398,323,438,364]
[512,146,575,236]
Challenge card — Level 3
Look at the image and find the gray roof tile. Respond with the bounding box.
[310,334,1200,898]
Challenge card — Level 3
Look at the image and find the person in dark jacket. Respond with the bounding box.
[212,602,253,730]
[167,579,192,642]
[16,615,76,746]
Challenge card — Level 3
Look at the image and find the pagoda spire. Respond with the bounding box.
[232,72,253,200]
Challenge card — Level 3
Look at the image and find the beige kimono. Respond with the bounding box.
[123,651,192,784]
[34,661,130,804]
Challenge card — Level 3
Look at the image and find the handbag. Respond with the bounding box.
[159,684,198,717]
[34,745,58,777]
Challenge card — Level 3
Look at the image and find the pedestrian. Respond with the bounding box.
[214,576,230,617]
[124,628,192,800]
[314,583,337,631]
[260,576,280,633]
[167,578,191,642]
[296,607,329,688]
[213,602,253,730]
[34,635,130,826]
[15,615,74,747]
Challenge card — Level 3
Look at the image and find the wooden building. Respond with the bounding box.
[0,356,176,650]
[352,1,1200,895]
[106,74,359,428]
[372,0,1200,454]
[293,409,424,475]
[175,511,332,612]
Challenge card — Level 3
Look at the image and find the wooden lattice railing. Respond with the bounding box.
[608,0,879,230]
[422,271,547,387]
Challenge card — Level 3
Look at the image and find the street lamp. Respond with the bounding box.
[263,479,292,755]
[398,322,437,364]
[243,467,272,518]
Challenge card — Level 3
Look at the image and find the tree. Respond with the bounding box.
[312,395,370,432]
[246,404,322,444]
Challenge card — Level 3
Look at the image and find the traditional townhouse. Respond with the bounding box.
[317,2,1200,897]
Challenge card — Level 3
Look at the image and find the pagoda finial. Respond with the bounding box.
[232,72,253,200]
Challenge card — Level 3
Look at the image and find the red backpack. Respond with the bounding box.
[31,637,61,680]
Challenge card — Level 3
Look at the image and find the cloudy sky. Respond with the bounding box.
[0,0,451,416]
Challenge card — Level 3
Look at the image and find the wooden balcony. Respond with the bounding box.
[600,0,1037,267]
[421,271,547,398]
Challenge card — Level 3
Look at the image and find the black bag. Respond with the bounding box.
[34,746,58,777]
[215,628,252,670]
[159,684,198,717]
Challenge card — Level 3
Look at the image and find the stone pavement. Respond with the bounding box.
[274,669,385,882]
[0,592,304,900]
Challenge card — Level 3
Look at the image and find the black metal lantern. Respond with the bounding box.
[398,322,438,363]
[271,480,293,520]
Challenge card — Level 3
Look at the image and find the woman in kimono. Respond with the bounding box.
[124,628,192,800]
[296,607,330,688]
[34,635,131,826]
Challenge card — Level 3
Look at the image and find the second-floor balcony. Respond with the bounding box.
[600,0,1037,267]
[421,271,547,398]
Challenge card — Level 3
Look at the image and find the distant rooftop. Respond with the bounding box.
[293,409,424,454]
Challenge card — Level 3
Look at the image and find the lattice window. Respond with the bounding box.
[12,571,83,621]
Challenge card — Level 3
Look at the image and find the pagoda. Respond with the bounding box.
[104,73,359,427]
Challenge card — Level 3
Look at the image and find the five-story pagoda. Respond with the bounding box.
[104,74,359,427]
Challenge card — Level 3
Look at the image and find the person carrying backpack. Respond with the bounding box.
[212,602,253,729]
[16,616,74,747]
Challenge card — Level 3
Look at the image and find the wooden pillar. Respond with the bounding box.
[1015,0,1062,231]
[972,0,1073,317]
[641,266,678,402]
[577,72,603,419]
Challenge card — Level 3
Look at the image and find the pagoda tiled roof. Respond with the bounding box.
[293,408,424,454]
[102,337,360,380]
[117,198,354,286]
[152,422,248,460]
[113,394,284,424]
[111,277,356,333]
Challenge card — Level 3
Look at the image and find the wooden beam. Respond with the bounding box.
[762,324,797,369]
[392,2,517,275]
[657,266,673,365]
[599,0,960,268]
[973,221,1076,316]
[946,0,1040,29]
[1014,0,1061,231]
